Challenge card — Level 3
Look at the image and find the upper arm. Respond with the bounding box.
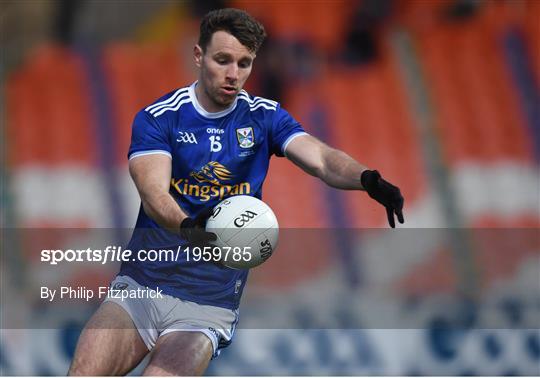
[129,154,172,200]
[128,107,173,200]
[128,110,171,160]
[284,134,328,177]
[270,106,307,157]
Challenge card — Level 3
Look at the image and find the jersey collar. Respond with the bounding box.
[189,81,238,119]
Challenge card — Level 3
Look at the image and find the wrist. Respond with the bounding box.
[180,217,195,230]
[361,169,380,191]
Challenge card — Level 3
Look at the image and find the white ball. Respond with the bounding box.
[206,195,279,269]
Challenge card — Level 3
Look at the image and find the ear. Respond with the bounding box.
[194,44,203,68]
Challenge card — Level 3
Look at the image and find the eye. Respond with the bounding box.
[239,60,252,69]
[214,55,229,65]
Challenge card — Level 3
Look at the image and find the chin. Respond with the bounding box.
[217,96,234,107]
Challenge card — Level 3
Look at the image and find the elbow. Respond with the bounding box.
[140,193,163,219]
[141,199,154,218]
[314,147,333,180]
[314,165,327,181]
[308,160,326,179]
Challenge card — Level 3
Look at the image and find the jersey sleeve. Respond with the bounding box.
[270,106,308,157]
[128,110,172,160]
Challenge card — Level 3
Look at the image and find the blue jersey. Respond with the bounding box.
[120,82,306,309]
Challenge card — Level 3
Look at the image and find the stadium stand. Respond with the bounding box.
[103,42,192,165]
[3,1,539,374]
[231,0,354,53]
[6,45,109,228]
[7,45,96,167]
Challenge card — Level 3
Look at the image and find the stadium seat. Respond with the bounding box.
[256,124,335,288]
[399,216,539,295]
[6,44,108,228]
[231,0,354,53]
[7,45,96,167]
[412,6,534,165]
[524,0,540,81]
[283,36,426,228]
[102,42,191,165]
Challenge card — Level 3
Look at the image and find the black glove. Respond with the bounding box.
[179,207,217,244]
[361,170,405,228]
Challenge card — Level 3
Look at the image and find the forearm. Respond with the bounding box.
[285,134,404,227]
[319,148,368,190]
[129,155,188,232]
[141,191,188,231]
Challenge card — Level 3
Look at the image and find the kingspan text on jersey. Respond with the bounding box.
[170,178,251,201]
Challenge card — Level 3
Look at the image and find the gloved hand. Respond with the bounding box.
[361,170,405,228]
[179,207,217,244]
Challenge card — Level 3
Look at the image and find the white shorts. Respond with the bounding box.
[104,275,239,358]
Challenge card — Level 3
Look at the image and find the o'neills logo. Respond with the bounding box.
[171,161,250,202]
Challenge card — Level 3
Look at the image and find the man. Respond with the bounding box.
[69,8,404,376]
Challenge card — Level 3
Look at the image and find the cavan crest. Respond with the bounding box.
[236,127,255,148]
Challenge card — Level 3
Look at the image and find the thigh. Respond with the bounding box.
[143,331,213,376]
[68,301,149,376]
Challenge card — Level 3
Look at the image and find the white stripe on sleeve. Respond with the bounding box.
[128,150,172,160]
[282,132,309,156]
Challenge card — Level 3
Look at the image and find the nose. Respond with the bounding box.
[225,64,239,82]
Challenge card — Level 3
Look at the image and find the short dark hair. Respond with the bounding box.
[198,8,266,54]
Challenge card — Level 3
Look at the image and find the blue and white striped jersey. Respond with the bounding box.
[120,82,306,309]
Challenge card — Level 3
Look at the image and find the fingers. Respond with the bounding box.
[386,207,395,228]
[362,170,405,228]
[194,207,215,226]
[395,192,404,224]
[205,231,217,242]
[184,229,217,244]
[192,229,217,243]
[397,210,404,224]
[200,207,215,219]
[386,196,404,228]
[386,207,405,228]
